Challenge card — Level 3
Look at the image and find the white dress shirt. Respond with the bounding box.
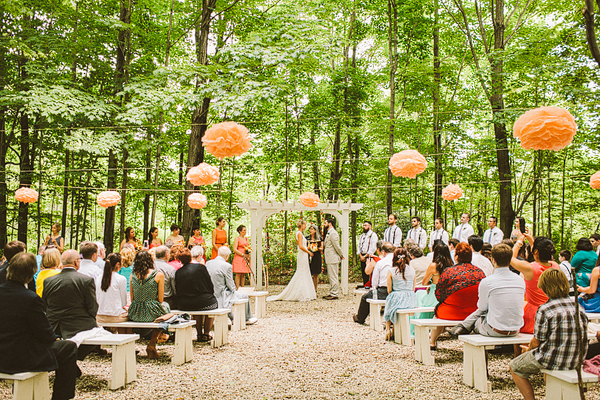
[94,272,127,317]
[428,228,449,249]
[452,223,474,243]
[79,259,102,279]
[483,227,503,246]
[371,253,394,289]
[471,252,494,276]
[477,267,525,331]
[358,230,378,256]
[383,225,402,248]
[406,227,427,249]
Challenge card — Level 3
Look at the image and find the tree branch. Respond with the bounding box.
[475,0,490,54]
[503,0,534,47]
[584,0,600,68]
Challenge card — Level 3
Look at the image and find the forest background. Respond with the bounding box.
[1,0,600,283]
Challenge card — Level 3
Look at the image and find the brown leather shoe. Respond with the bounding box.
[323,295,338,300]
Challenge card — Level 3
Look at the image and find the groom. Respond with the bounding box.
[323,218,344,300]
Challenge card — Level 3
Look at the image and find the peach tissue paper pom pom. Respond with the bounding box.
[299,192,320,208]
[97,191,121,208]
[442,184,463,201]
[202,121,252,159]
[389,150,427,179]
[186,163,220,186]
[591,172,600,190]
[15,187,38,203]
[187,193,208,209]
[513,106,577,151]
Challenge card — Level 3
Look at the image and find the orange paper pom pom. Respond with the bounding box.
[299,192,320,208]
[187,193,208,209]
[442,184,463,201]
[389,150,427,179]
[15,187,38,203]
[186,163,220,186]
[513,106,577,151]
[97,191,121,208]
[591,172,600,190]
[202,122,252,160]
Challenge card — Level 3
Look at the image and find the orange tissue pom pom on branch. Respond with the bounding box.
[513,106,577,151]
[389,150,427,179]
[15,187,38,203]
[187,193,208,209]
[591,172,600,190]
[97,191,121,208]
[202,121,252,159]
[299,192,320,208]
[186,163,220,186]
[442,184,463,201]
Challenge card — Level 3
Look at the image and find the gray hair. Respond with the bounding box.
[191,245,204,259]
[61,249,80,267]
[407,244,424,258]
[154,245,169,260]
[218,245,231,259]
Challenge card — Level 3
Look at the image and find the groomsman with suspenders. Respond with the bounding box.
[429,217,449,251]
[357,221,378,288]
[383,214,403,248]
[406,216,427,249]
[452,212,474,243]
[483,216,504,246]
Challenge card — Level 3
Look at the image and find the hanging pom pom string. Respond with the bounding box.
[591,172,600,190]
[389,150,427,179]
[513,106,577,151]
[15,187,39,203]
[97,191,121,208]
[202,122,252,159]
[299,192,320,207]
[186,163,220,186]
[187,193,208,209]
[442,184,464,201]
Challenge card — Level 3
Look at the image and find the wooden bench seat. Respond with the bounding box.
[170,308,230,348]
[246,291,269,318]
[459,333,533,392]
[410,318,463,365]
[97,320,195,365]
[354,288,369,308]
[81,334,139,390]
[394,307,436,345]
[585,312,600,323]
[541,368,599,400]
[0,372,49,400]
[366,299,386,332]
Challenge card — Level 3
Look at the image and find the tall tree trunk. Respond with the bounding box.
[386,0,398,215]
[432,0,443,218]
[119,150,129,244]
[0,108,8,250]
[177,150,184,223]
[17,111,32,245]
[103,150,118,253]
[61,149,70,240]
[143,143,151,238]
[583,0,600,68]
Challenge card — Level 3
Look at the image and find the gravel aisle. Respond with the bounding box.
[2,284,600,399]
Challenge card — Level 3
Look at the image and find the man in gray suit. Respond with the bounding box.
[205,246,257,324]
[154,245,177,308]
[323,218,344,300]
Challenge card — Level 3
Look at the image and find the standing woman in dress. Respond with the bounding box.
[44,222,64,253]
[211,217,228,260]
[307,224,323,292]
[148,227,162,249]
[232,225,251,288]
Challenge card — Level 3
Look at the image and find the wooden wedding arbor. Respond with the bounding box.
[236,200,364,295]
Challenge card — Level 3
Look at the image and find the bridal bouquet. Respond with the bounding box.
[308,242,318,252]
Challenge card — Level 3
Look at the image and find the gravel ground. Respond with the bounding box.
[2,284,600,399]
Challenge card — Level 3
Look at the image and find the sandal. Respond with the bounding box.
[199,334,213,342]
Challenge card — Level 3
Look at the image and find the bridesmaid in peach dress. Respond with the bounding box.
[232,225,251,288]
[211,217,228,260]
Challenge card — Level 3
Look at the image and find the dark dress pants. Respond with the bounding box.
[51,340,78,400]
[356,287,388,323]
[360,258,369,285]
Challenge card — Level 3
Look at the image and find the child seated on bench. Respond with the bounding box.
[509,269,588,400]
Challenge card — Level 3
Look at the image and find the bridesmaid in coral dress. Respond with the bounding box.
[211,217,228,260]
[232,225,251,288]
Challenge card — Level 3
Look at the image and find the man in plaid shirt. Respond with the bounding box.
[510,269,588,400]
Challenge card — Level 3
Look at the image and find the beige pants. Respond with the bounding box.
[327,262,340,297]
[96,312,128,324]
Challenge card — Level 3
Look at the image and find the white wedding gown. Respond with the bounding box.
[267,232,317,302]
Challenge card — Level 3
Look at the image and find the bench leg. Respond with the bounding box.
[545,375,580,400]
[370,303,382,332]
[396,313,411,345]
[13,372,50,400]
[471,344,490,392]
[463,343,475,388]
[232,304,245,332]
[414,325,433,364]
[124,341,136,385]
[212,314,228,348]
[172,326,193,365]
[255,296,266,319]
[109,345,126,390]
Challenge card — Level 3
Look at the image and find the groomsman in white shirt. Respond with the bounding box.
[452,213,474,243]
[406,216,427,249]
[357,221,378,288]
[383,214,402,248]
[429,217,449,251]
[483,216,503,246]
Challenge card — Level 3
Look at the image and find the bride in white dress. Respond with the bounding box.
[267,220,317,302]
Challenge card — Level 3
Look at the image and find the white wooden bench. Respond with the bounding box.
[98,320,195,365]
[247,291,269,318]
[459,333,533,392]
[541,368,599,400]
[410,318,462,365]
[394,307,436,345]
[366,299,386,332]
[232,299,249,332]
[0,372,49,400]
[586,312,600,323]
[170,309,230,348]
[81,334,139,390]
[354,288,369,308]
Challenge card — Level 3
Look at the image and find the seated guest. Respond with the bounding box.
[95,253,128,325]
[0,253,78,400]
[154,245,177,308]
[510,269,588,400]
[480,243,492,262]
[431,242,485,349]
[448,238,459,264]
[167,244,185,270]
[206,246,257,325]
[128,250,169,358]
[35,245,46,280]
[383,247,417,340]
[352,242,395,325]
[78,241,101,279]
[510,231,559,334]
[191,245,206,265]
[415,241,449,325]
[175,247,217,342]
[577,254,600,312]
[406,244,429,288]
[0,240,34,292]
[93,241,106,269]
[558,250,574,296]
[36,247,62,297]
[573,237,598,287]
[118,246,135,292]
[447,244,525,337]
[468,235,493,276]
